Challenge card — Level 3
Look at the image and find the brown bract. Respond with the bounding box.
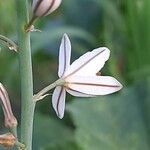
[0,133,16,148]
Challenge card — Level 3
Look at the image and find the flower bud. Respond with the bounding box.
[0,83,18,129]
[0,133,16,148]
[32,0,62,17]
[4,116,18,129]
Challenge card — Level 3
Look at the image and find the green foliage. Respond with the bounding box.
[125,0,150,81]
[33,113,80,150]
[99,0,150,82]
[67,87,150,150]
[0,1,16,34]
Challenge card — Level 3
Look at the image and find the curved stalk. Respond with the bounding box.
[0,35,18,51]
[33,79,65,102]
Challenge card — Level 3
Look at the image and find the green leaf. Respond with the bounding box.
[67,88,150,150]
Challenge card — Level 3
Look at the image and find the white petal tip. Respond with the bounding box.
[118,82,123,90]
[53,104,65,119]
[52,104,64,119]
[113,80,123,93]
[63,33,68,36]
[61,33,70,44]
[52,87,66,119]
[98,47,110,54]
[53,107,64,119]
[62,33,69,40]
[102,47,110,57]
[55,109,64,119]
[57,114,64,119]
[109,77,123,92]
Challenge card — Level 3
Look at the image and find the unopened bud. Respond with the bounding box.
[32,0,62,17]
[0,133,16,148]
[0,83,18,129]
[5,116,18,129]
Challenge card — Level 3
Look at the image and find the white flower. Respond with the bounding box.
[32,0,62,17]
[52,34,122,119]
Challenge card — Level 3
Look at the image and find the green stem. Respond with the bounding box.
[25,15,38,32]
[0,34,18,51]
[16,0,35,150]
[33,79,64,101]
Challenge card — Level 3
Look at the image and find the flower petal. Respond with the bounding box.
[0,83,18,128]
[65,47,110,77]
[0,83,12,116]
[66,88,95,97]
[58,34,71,78]
[66,76,122,95]
[52,86,66,119]
[32,0,62,17]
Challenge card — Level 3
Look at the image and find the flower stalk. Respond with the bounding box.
[0,35,18,52]
[33,78,65,102]
[16,0,35,150]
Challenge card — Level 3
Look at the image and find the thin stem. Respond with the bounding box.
[16,0,35,150]
[34,79,64,102]
[25,15,38,32]
[10,127,18,138]
[0,35,18,52]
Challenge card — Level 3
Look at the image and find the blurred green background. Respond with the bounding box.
[0,0,150,149]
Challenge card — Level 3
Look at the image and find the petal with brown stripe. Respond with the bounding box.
[66,76,122,95]
[0,83,13,118]
[65,47,110,77]
[58,34,71,78]
[46,0,62,15]
[52,86,66,119]
[32,0,62,17]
